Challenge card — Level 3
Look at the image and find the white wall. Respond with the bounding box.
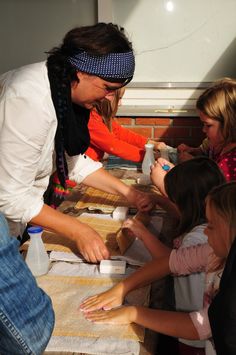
[98,0,236,115]
[2,0,234,115]
[0,0,97,74]
[106,0,236,84]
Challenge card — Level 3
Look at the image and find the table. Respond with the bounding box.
[42,169,176,355]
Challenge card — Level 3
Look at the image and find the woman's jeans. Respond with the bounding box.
[0,213,55,354]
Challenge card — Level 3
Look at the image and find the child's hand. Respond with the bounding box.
[150,158,174,194]
[157,157,175,169]
[80,283,124,312]
[122,218,148,240]
[177,143,191,152]
[148,139,166,151]
[153,141,167,151]
[83,306,136,325]
[133,189,155,212]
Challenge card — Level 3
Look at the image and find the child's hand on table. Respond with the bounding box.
[83,306,136,325]
[80,283,124,312]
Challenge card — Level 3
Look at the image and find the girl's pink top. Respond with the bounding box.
[216,148,236,181]
[208,146,236,181]
[169,243,222,340]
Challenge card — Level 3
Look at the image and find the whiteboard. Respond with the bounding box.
[110,0,236,84]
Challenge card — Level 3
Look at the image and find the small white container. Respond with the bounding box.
[137,174,152,185]
[142,143,155,175]
[100,260,126,274]
[25,226,50,277]
[112,206,129,221]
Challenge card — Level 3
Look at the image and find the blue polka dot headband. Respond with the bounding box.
[68,50,135,81]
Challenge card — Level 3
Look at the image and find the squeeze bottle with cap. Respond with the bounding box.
[25,226,50,277]
[142,143,155,175]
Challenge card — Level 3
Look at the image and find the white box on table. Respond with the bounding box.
[100,260,126,274]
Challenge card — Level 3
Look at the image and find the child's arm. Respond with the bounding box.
[190,147,205,155]
[88,116,146,162]
[113,124,166,152]
[80,244,210,312]
[122,218,171,259]
[84,306,199,340]
[150,158,175,196]
[178,143,202,155]
[178,144,204,162]
[80,255,171,312]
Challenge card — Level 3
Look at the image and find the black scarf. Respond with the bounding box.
[47,61,90,188]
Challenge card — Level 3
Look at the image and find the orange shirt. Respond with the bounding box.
[86,110,147,162]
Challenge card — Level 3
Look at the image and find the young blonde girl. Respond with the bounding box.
[85,88,165,162]
[178,77,236,181]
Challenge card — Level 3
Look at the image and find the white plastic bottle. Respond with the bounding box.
[142,143,155,175]
[25,226,50,277]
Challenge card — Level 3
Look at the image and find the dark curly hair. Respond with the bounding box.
[47,22,133,83]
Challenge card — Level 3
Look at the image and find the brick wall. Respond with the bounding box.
[116,116,205,148]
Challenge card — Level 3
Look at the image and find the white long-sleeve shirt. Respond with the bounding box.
[0,62,101,235]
